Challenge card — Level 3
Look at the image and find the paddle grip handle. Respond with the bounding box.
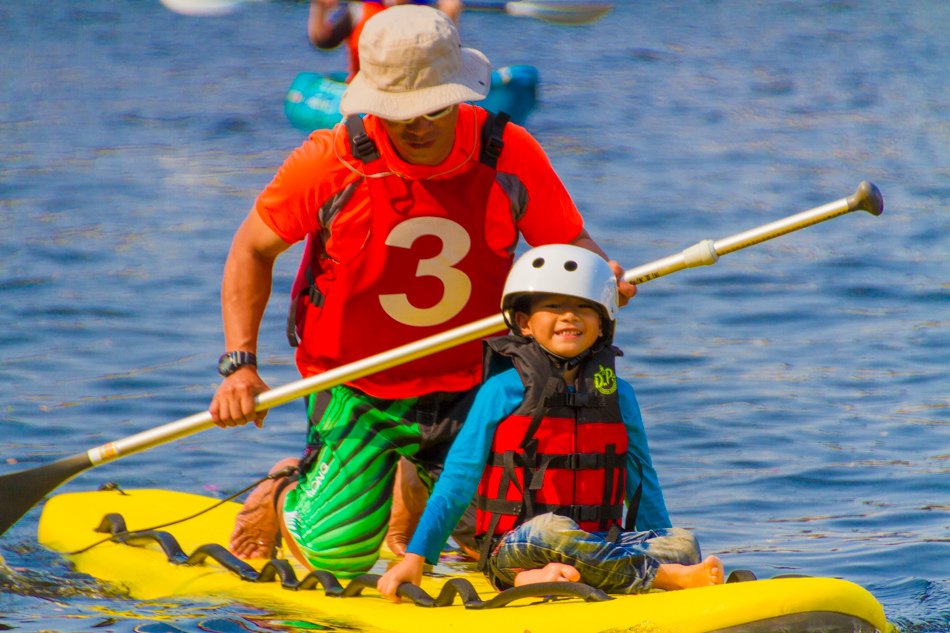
[624,181,883,286]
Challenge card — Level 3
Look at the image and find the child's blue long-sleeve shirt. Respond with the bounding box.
[407,367,671,564]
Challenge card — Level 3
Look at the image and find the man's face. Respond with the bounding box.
[380,105,459,166]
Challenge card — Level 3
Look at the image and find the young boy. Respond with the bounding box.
[378,245,723,599]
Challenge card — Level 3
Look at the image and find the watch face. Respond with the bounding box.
[218,354,236,376]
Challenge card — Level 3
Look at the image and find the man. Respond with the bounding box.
[210,5,634,576]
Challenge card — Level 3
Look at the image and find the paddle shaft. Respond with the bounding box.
[0,181,882,537]
[86,315,507,466]
[72,181,885,467]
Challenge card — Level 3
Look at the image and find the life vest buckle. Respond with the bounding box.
[569,453,604,470]
[352,133,380,163]
[308,285,325,308]
[483,135,503,161]
[566,505,600,523]
[345,116,381,163]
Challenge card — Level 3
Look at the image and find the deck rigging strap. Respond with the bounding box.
[89,512,612,609]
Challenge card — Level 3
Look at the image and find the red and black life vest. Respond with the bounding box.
[474,336,641,560]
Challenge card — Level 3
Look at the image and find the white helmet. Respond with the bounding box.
[502,244,618,341]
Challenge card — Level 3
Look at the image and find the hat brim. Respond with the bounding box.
[340,48,491,120]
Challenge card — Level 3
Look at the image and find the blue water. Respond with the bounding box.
[1,0,947,631]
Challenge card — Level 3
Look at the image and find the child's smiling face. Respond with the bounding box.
[515,293,603,359]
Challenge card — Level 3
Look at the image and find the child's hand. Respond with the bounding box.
[377,553,425,602]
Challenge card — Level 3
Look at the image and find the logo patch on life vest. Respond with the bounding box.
[594,364,617,395]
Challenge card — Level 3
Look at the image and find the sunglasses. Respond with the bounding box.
[391,105,455,125]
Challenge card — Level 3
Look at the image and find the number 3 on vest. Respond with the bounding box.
[379,217,473,327]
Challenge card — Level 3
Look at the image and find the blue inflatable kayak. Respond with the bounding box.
[284,64,539,131]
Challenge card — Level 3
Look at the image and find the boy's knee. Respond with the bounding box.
[509,512,579,550]
[523,512,575,535]
[653,527,702,565]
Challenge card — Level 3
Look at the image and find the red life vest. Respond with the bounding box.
[474,337,640,551]
[286,111,512,400]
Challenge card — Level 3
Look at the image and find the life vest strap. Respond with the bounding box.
[532,503,623,524]
[475,496,522,516]
[484,450,624,471]
[476,450,521,571]
[518,376,561,450]
[345,116,381,163]
[624,454,643,531]
[286,250,323,347]
[478,111,510,169]
[343,109,510,167]
[473,498,623,525]
[599,442,618,532]
[543,392,608,408]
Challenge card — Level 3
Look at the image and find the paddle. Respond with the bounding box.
[160,0,614,25]
[0,181,882,538]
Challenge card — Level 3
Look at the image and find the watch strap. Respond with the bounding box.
[218,351,258,377]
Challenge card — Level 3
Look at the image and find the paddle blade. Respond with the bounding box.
[0,453,92,537]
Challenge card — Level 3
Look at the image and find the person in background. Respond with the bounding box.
[309,0,463,82]
[378,245,724,598]
[210,6,634,577]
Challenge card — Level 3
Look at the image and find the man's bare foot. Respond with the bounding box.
[385,458,428,556]
[653,556,724,591]
[229,457,298,559]
[514,562,581,586]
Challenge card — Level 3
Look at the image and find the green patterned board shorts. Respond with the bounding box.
[282,384,475,576]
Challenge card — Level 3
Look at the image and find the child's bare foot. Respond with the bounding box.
[653,556,724,590]
[229,458,298,559]
[514,562,581,586]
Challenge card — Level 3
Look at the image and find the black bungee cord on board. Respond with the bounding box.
[59,468,615,609]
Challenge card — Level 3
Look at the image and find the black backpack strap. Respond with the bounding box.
[478,110,510,169]
[345,115,380,163]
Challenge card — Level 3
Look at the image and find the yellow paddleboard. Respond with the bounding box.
[38,489,892,633]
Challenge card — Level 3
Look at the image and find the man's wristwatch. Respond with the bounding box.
[217,351,257,377]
